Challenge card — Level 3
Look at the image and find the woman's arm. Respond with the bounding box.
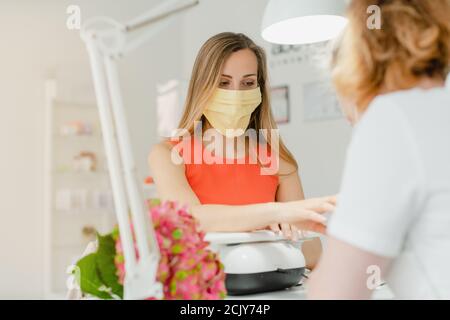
[275,159,323,270]
[307,236,391,299]
[148,142,334,233]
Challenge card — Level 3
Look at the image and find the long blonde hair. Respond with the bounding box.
[332,0,450,111]
[177,32,298,171]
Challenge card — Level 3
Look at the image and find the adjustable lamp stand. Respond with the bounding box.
[80,0,199,300]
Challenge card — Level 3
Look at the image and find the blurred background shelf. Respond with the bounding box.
[44,79,117,299]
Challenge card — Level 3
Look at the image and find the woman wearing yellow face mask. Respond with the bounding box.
[148,32,335,269]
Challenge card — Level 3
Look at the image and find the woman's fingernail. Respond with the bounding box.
[303,231,319,238]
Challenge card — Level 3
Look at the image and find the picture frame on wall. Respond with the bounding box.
[302,79,342,122]
[270,85,290,124]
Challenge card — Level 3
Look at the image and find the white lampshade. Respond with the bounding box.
[261,0,348,45]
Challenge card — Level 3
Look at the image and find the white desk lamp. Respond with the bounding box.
[80,0,199,300]
[261,0,348,45]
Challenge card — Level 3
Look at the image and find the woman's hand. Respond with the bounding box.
[268,223,302,241]
[275,196,337,235]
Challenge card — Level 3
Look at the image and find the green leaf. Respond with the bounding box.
[175,270,188,281]
[111,226,120,241]
[76,253,113,300]
[148,198,161,207]
[96,233,124,299]
[170,281,177,295]
[172,229,183,240]
[172,244,183,254]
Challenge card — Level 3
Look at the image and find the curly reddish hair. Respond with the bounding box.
[332,0,450,111]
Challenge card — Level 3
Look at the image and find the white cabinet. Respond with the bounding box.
[44,80,116,298]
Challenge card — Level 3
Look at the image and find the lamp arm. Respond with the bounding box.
[125,0,199,32]
[84,37,138,281]
[84,36,163,300]
[103,57,158,263]
[80,0,200,300]
[81,0,199,57]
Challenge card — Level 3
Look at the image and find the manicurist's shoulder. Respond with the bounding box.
[355,92,407,136]
[367,87,450,118]
[364,92,401,118]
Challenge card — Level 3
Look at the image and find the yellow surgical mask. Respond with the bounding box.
[203,87,262,137]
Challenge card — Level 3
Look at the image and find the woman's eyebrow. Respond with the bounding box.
[221,74,257,78]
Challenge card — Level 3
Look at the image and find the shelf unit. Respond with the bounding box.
[44,80,117,298]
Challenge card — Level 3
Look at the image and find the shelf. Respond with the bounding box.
[53,100,97,109]
[45,86,117,298]
[54,209,114,216]
[53,134,103,140]
[52,243,88,250]
[52,170,109,176]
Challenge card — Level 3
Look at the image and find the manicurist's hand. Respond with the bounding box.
[275,196,337,235]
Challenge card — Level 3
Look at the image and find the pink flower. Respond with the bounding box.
[114,200,226,300]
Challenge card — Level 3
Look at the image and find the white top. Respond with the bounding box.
[328,86,450,299]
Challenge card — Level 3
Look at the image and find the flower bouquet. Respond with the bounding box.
[72,200,227,300]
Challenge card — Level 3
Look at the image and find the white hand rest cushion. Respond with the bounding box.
[204,230,319,245]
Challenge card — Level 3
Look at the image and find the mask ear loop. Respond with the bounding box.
[247,107,267,169]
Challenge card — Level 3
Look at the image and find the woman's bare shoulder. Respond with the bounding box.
[148,140,173,160]
[278,156,299,177]
[148,138,191,168]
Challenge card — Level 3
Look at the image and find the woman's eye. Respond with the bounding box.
[219,81,229,87]
[244,81,255,87]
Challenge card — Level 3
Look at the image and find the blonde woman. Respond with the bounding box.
[308,0,450,299]
[149,32,336,269]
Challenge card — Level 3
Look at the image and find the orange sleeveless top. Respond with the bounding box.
[170,138,279,205]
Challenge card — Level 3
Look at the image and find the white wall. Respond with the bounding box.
[0,0,181,299]
[268,55,352,197]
